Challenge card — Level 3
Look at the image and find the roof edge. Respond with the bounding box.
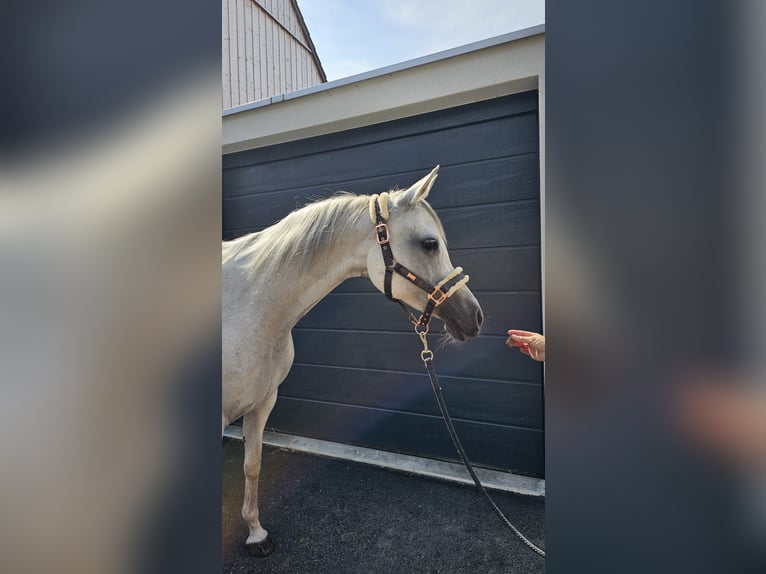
[223,23,545,117]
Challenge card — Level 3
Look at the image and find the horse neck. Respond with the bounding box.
[263,211,371,331]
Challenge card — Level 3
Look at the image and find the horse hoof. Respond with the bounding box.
[245,536,275,557]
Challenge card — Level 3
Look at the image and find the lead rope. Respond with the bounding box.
[369,193,545,558]
[417,331,546,558]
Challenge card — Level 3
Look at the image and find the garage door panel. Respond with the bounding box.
[225,197,541,251]
[451,247,542,291]
[222,155,540,232]
[223,189,323,234]
[476,293,542,335]
[297,292,541,337]
[292,330,543,383]
[223,91,543,476]
[266,398,544,476]
[280,365,543,429]
[439,201,540,249]
[425,155,540,209]
[223,112,538,197]
[223,91,538,170]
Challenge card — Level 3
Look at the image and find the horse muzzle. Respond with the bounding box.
[437,290,483,341]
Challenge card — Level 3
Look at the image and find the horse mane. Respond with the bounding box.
[222,191,447,277]
[222,193,370,276]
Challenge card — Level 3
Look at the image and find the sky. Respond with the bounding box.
[298,0,545,81]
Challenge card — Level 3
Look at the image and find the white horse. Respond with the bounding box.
[222,166,483,555]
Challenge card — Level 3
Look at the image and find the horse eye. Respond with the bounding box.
[422,238,439,252]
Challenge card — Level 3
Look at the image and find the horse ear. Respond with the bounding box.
[394,165,440,207]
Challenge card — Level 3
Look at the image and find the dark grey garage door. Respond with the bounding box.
[223,91,543,477]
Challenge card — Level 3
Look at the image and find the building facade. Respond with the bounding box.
[222,0,326,109]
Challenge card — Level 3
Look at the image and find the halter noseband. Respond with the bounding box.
[369,193,469,338]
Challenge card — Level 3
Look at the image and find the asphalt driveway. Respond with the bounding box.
[222,438,544,573]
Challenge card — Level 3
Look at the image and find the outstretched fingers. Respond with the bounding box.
[507,330,535,348]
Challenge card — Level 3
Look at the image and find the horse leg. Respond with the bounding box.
[241,390,278,557]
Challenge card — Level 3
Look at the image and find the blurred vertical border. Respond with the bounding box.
[0,2,221,574]
[546,1,766,572]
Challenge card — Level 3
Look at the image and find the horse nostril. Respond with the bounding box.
[476,309,484,327]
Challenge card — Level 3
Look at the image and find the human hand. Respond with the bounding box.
[506,329,545,362]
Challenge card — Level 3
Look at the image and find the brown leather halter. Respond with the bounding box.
[370,193,469,356]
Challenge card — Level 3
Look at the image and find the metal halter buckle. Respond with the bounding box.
[427,287,448,305]
[374,223,390,244]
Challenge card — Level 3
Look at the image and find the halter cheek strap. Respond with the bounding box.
[369,193,470,333]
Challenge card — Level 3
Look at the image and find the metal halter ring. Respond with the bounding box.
[427,286,448,306]
[374,223,390,244]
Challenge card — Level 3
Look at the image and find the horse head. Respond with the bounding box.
[366,166,483,341]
